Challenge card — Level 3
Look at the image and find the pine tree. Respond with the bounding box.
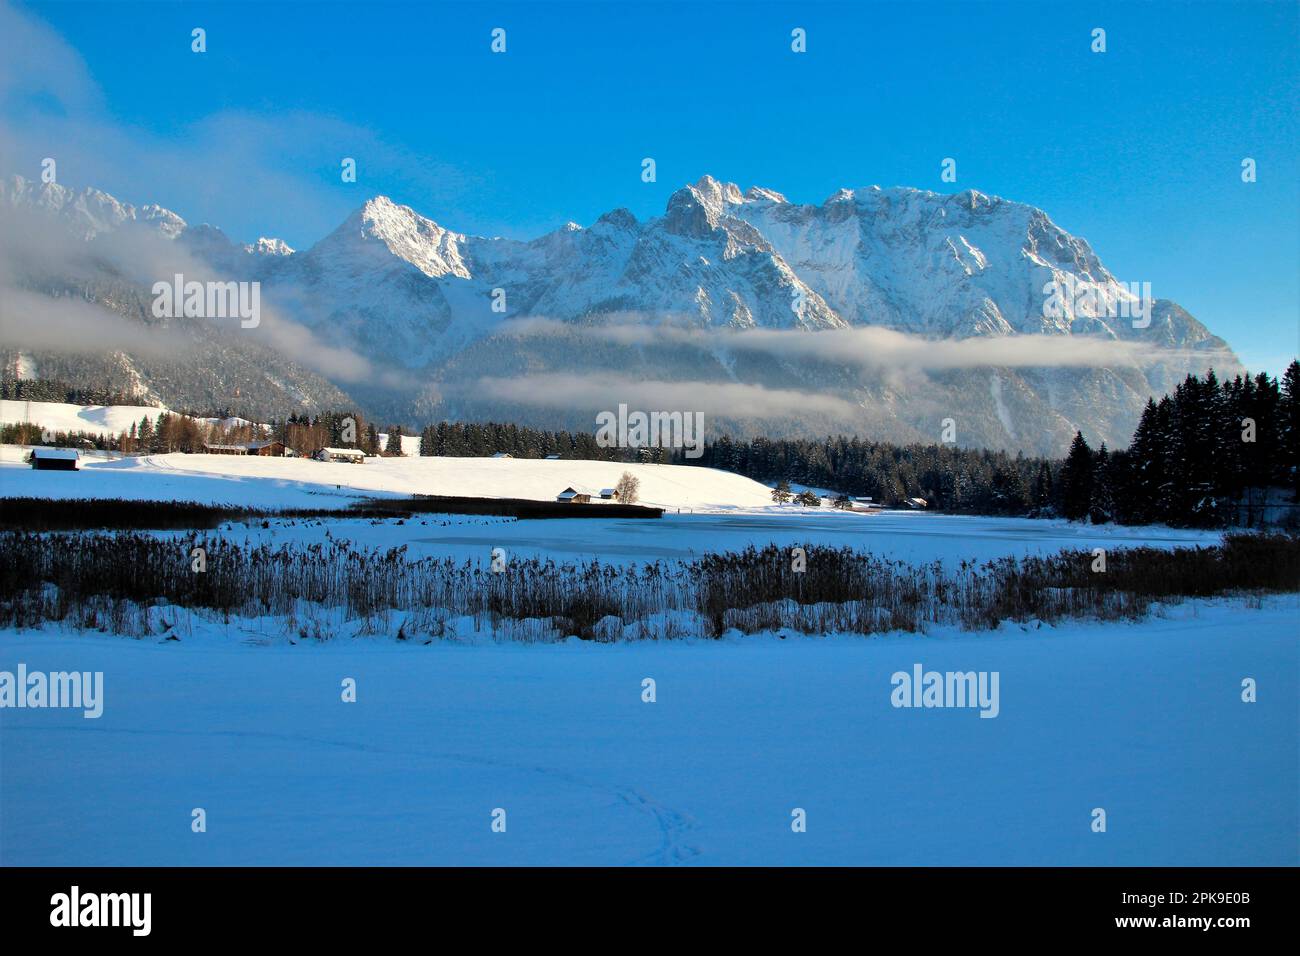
[1059,431,1094,521]
[772,479,792,504]
[1088,444,1116,524]
[1031,461,1054,514]
[1281,360,1300,499]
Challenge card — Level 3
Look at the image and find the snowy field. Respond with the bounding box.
[0,400,249,438]
[0,449,1225,567]
[0,450,777,512]
[0,447,1293,866]
[1,597,1295,866]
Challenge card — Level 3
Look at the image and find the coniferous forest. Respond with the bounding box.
[681,363,1300,529]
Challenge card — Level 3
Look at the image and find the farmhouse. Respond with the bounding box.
[906,497,929,510]
[556,486,592,503]
[314,447,366,463]
[27,447,79,471]
[203,440,287,456]
[599,488,619,500]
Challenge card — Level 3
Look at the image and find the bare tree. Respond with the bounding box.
[614,471,640,504]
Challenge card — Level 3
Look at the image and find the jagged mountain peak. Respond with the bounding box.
[679,175,790,211]
[247,236,295,257]
[315,195,469,279]
[594,206,638,230]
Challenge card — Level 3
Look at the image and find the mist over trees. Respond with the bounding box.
[684,363,1299,529]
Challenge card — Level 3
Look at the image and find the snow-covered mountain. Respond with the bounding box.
[0,177,353,418]
[0,173,1238,453]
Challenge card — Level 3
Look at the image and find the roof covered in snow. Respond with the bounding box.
[30,446,79,460]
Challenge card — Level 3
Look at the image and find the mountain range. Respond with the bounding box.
[0,173,1237,454]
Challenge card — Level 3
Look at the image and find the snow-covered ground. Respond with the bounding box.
[0,443,1291,866]
[0,450,783,512]
[1,597,1295,866]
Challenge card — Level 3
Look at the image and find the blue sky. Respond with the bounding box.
[2,0,1297,374]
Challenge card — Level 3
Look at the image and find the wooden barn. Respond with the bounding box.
[556,486,591,504]
[28,447,79,471]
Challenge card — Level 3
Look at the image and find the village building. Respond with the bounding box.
[599,488,619,500]
[851,496,885,512]
[556,486,592,503]
[27,447,79,471]
[203,440,287,456]
[314,447,366,464]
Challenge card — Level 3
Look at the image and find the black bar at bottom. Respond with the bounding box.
[0,867,1290,940]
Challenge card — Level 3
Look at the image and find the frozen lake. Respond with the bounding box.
[203,509,1222,567]
[1,597,1294,866]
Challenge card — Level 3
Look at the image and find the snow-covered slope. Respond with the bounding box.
[0,400,252,438]
[0,452,779,512]
[0,400,157,438]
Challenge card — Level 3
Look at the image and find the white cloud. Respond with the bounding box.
[498,315,1185,371]
[470,373,860,419]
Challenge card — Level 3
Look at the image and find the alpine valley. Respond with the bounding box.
[0,173,1238,455]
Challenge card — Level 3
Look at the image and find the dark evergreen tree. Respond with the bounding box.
[1088,444,1116,524]
[1059,431,1094,521]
